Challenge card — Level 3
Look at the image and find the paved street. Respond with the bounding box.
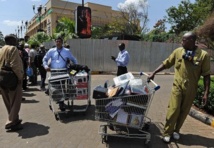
[0,74,214,148]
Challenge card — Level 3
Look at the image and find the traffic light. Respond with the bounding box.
[75,6,91,38]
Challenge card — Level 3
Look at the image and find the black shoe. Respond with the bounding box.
[59,102,66,111]
[5,119,22,129]
[45,89,49,95]
[7,124,23,132]
[40,87,46,91]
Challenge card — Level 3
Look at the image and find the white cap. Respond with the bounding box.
[24,43,29,47]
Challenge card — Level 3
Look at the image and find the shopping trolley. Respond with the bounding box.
[94,72,160,145]
[48,68,91,120]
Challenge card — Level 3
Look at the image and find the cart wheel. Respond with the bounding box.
[54,113,59,121]
[102,135,108,143]
[49,105,52,111]
[145,140,151,148]
[143,123,150,131]
[101,125,107,134]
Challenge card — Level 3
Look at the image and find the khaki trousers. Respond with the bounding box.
[163,83,197,136]
[0,82,22,123]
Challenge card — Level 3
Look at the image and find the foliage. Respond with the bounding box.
[194,77,214,115]
[91,20,128,39]
[91,26,104,39]
[0,31,5,46]
[142,19,181,42]
[166,0,197,34]
[53,17,77,42]
[166,0,214,35]
[118,0,149,34]
[196,13,214,56]
[28,32,50,48]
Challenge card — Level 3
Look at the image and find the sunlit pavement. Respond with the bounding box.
[0,74,213,148]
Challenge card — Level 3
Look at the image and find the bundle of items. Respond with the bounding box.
[67,63,90,76]
[93,72,150,99]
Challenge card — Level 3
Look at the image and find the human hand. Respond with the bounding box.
[46,67,51,72]
[111,56,116,61]
[201,95,208,107]
[148,73,155,81]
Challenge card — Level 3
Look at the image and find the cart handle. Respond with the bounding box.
[140,72,160,91]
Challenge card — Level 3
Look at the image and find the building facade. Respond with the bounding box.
[26,0,121,37]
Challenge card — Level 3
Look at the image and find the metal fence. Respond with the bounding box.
[45,39,206,73]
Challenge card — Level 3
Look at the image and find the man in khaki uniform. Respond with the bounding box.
[0,34,24,130]
[148,32,210,143]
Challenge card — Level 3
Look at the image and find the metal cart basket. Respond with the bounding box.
[48,68,91,120]
[94,72,160,145]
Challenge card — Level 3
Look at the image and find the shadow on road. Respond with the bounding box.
[100,122,169,148]
[23,92,36,97]
[176,133,214,147]
[21,99,40,103]
[8,122,50,139]
[57,105,96,124]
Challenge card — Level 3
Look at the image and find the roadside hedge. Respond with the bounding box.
[194,77,214,115]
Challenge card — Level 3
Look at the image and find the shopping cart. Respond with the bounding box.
[94,72,160,145]
[48,68,91,120]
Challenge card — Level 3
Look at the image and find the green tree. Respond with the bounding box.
[196,12,214,57]
[91,21,125,39]
[0,31,5,46]
[28,32,50,47]
[118,0,148,34]
[142,19,172,42]
[54,17,77,42]
[91,26,103,39]
[166,0,214,35]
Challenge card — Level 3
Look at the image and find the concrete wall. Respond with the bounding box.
[44,39,214,74]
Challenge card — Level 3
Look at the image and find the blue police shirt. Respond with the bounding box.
[43,47,77,69]
[115,49,130,67]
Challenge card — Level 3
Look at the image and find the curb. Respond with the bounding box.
[189,107,214,128]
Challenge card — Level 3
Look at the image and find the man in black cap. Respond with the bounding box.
[111,43,130,76]
[0,34,24,131]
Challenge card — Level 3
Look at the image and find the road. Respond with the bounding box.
[0,74,213,148]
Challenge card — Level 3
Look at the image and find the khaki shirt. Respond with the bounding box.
[163,47,210,89]
[0,45,24,81]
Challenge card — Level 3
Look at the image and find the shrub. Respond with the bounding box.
[194,77,214,115]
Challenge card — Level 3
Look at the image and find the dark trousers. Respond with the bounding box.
[29,63,37,84]
[117,66,128,76]
[22,73,27,90]
[38,66,47,88]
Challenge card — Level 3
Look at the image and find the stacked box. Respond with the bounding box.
[76,88,88,100]
[75,75,88,88]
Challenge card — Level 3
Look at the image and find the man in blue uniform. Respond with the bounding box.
[111,43,130,76]
[43,37,77,111]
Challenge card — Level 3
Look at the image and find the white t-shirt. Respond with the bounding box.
[29,49,37,63]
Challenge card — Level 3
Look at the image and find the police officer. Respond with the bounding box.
[111,43,130,76]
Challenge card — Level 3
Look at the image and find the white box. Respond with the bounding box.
[113,72,134,86]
